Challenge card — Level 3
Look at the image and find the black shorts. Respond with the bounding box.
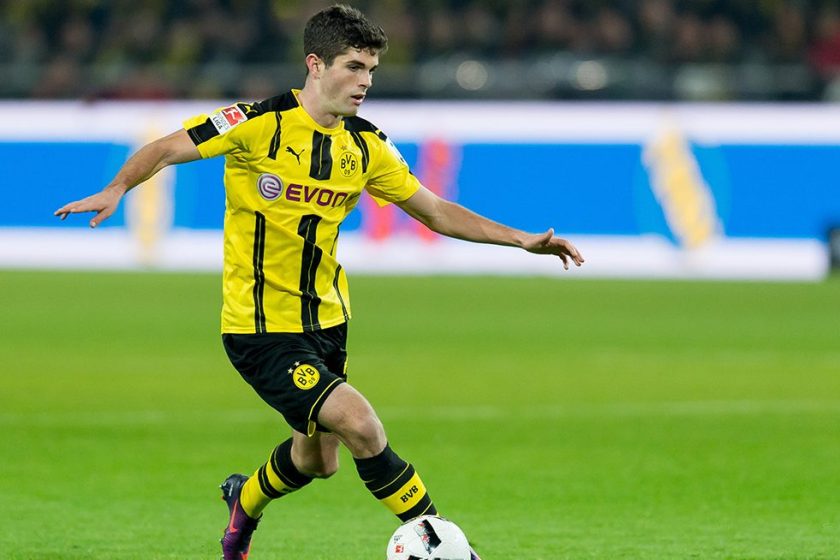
[222,323,348,436]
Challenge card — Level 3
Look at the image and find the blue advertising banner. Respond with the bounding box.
[7,140,838,241]
[0,101,834,278]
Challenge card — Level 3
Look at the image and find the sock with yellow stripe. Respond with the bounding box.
[354,444,437,521]
[239,438,313,519]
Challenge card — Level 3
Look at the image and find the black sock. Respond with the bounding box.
[354,444,437,521]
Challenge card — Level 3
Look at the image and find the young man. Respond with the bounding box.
[56,5,584,559]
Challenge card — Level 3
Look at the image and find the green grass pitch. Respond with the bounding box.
[1,270,839,559]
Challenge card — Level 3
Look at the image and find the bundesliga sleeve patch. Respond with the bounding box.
[209,105,247,134]
[385,136,408,166]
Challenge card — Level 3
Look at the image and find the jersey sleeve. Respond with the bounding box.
[182,103,255,159]
[364,133,422,207]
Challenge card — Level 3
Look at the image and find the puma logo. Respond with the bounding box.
[286,146,305,164]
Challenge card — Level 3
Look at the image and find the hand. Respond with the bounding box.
[54,186,126,228]
[522,228,585,270]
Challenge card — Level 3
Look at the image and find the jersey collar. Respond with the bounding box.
[291,89,346,135]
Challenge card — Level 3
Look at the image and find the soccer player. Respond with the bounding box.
[55,5,584,559]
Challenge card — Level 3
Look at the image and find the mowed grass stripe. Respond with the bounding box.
[4,399,840,427]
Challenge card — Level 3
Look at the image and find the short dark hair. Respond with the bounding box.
[303,4,388,66]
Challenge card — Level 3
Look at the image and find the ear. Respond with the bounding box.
[305,54,323,78]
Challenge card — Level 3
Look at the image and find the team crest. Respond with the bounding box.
[292,363,320,390]
[257,173,283,200]
[338,151,360,177]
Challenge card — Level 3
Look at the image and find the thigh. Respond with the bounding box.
[316,382,386,458]
[223,333,346,437]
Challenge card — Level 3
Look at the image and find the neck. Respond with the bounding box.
[297,84,342,129]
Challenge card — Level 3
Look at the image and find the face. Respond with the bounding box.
[316,48,379,117]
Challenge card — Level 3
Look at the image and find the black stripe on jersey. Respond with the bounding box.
[348,131,369,174]
[309,131,333,181]
[252,212,267,334]
[186,119,220,145]
[329,226,340,257]
[346,116,388,141]
[297,214,323,331]
[254,91,299,114]
[329,229,349,321]
[343,115,379,134]
[333,265,349,323]
[267,112,283,159]
[344,116,381,172]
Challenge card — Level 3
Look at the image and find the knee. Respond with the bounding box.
[317,383,387,457]
[340,413,386,457]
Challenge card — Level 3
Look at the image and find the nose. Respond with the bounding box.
[360,71,373,89]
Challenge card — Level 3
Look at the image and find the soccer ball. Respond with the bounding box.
[386,515,471,560]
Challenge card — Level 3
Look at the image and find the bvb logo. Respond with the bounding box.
[338,151,359,177]
[292,364,320,390]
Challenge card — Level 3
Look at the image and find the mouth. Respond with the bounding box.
[350,94,366,106]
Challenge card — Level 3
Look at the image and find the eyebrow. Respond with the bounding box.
[346,58,378,71]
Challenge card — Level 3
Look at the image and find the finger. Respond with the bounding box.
[530,228,553,248]
[56,202,93,216]
[566,243,585,265]
[90,207,115,228]
[558,253,569,270]
[54,202,78,217]
[542,228,555,244]
[55,206,82,220]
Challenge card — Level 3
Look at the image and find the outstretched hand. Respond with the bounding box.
[54,186,125,228]
[521,228,585,270]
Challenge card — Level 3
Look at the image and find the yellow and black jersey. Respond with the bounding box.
[183,89,421,333]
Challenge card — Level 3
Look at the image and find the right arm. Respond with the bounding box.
[54,128,200,228]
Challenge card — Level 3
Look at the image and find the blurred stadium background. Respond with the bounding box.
[5,0,840,101]
[2,2,840,559]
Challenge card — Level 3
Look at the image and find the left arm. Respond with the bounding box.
[396,186,584,270]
